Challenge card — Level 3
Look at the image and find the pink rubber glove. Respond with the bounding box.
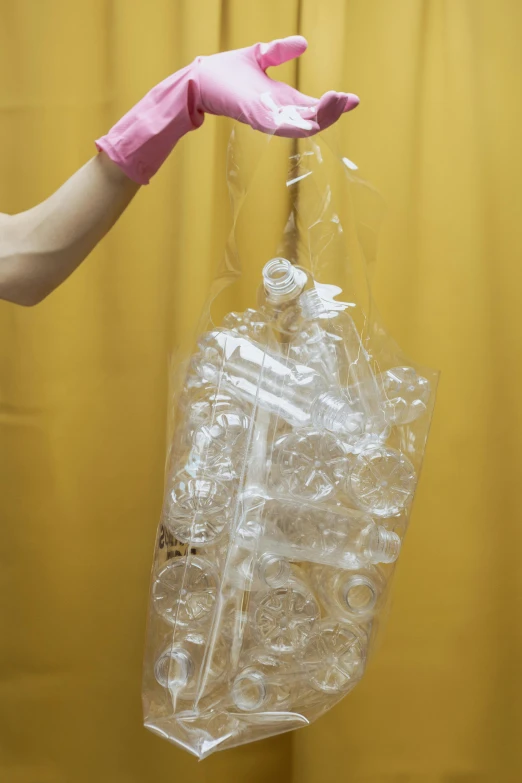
[95,36,359,185]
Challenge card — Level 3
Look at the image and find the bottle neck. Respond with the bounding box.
[364,526,401,564]
[156,648,193,691]
[232,668,268,711]
[311,391,365,443]
[339,574,379,616]
[262,258,307,304]
[299,288,329,319]
[257,552,291,588]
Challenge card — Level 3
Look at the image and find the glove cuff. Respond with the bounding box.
[95,62,205,185]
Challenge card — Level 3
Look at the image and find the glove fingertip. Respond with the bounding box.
[343,92,360,111]
[285,34,308,54]
[318,91,345,118]
[258,35,308,69]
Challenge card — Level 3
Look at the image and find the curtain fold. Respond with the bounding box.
[0,2,521,781]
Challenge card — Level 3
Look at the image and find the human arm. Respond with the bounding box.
[0,35,359,306]
[0,152,139,306]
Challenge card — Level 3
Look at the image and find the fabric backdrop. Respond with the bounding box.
[1,1,521,781]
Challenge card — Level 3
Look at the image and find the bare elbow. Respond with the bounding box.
[0,251,52,306]
[0,214,53,306]
[10,290,47,307]
[0,277,49,307]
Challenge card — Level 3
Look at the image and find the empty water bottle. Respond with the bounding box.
[380,366,431,425]
[347,446,416,517]
[174,379,251,464]
[302,620,367,694]
[152,555,218,628]
[271,429,349,501]
[223,308,275,346]
[228,547,292,591]
[309,564,386,622]
[258,257,312,336]
[193,329,365,443]
[239,492,401,569]
[186,408,251,482]
[232,649,300,712]
[251,573,320,653]
[154,630,228,700]
[165,472,232,544]
[290,286,389,447]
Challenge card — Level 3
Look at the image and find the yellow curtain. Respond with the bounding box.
[1,1,521,781]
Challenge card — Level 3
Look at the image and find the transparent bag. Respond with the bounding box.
[142,125,437,759]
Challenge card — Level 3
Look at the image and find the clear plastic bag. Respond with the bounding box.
[142,125,437,759]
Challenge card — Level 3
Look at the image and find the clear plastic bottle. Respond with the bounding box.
[257,257,312,337]
[347,446,416,517]
[177,365,228,443]
[185,445,238,484]
[287,301,342,382]
[301,620,367,694]
[271,429,349,502]
[251,573,320,653]
[238,492,401,569]
[152,556,218,628]
[309,564,386,622]
[165,472,232,544]
[182,382,250,436]
[228,547,292,592]
[185,408,251,482]
[193,329,365,443]
[222,307,275,346]
[154,630,228,700]
[231,649,300,712]
[380,366,431,425]
[290,286,389,449]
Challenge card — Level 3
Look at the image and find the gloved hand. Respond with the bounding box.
[95,36,359,185]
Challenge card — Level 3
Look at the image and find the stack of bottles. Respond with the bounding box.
[143,258,432,758]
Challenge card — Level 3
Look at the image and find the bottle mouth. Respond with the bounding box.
[262,258,307,302]
[232,668,267,711]
[341,575,378,615]
[155,647,194,692]
[258,553,291,588]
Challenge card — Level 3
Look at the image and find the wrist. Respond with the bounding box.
[97,150,142,187]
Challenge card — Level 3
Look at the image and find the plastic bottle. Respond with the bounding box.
[271,429,349,502]
[290,286,389,449]
[185,408,251,482]
[231,649,300,712]
[154,631,228,700]
[227,547,292,591]
[182,381,250,436]
[309,564,386,622]
[165,472,232,544]
[347,446,416,517]
[257,257,389,449]
[193,329,365,443]
[301,620,367,694]
[251,573,320,653]
[238,492,401,569]
[152,555,218,628]
[222,307,275,347]
[257,257,312,337]
[171,368,252,487]
[380,366,431,425]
